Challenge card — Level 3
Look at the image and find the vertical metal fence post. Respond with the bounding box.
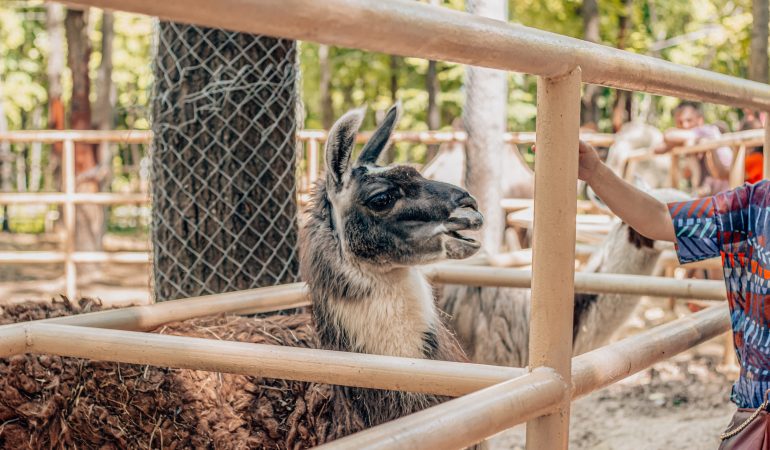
[308,138,319,186]
[526,68,581,450]
[63,139,77,299]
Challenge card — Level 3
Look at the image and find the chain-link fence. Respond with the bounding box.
[151,23,299,302]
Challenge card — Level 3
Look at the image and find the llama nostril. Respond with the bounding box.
[457,194,478,211]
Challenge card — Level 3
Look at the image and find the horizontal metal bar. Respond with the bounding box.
[0,130,152,143]
[0,192,149,204]
[0,129,613,146]
[626,129,765,163]
[303,129,614,146]
[0,283,311,334]
[572,304,729,398]
[317,368,565,450]
[0,325,26,358]
[425,265,727,300]
[0,251,150,264]
[61,0,770,110]
[24,323,525,397]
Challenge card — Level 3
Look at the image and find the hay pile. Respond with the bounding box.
[0,298,364,449]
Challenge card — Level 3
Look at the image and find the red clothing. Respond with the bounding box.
[746,152,764,184]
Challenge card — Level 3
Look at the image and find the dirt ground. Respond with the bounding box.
[1,233,738,449]
[0,233,151,307]
[488,298,737,450]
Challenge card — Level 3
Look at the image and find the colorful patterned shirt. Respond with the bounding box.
[668,180,770,408]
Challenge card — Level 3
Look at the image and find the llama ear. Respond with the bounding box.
[326,107,366,188]
[357,101,400,166]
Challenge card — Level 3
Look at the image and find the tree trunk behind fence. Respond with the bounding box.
[463,0,507,255]
[151,24,299,302]
[750,0,769,84]
[580,0,601,130]
[65,8,105,264]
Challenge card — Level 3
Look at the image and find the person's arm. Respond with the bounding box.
[579,141,676,242]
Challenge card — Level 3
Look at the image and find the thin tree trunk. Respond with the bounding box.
[426,0,442,160]
[425,59,441,161]
[94,11,114,131]
[94,10,115,237]
[580,0,601,129]
[30,108,42,192]
[0,82,11,232]
[611,0,633,131]
[463,0,507,255]
[750,0,769,83]
[65,8,104,262]
[389,55,399,103]
[46,4,66,154]
[16,153,27,193]
[96,11,115,236]
[151,24,300,302]
[385,55,400,163]
[318,44,334,130]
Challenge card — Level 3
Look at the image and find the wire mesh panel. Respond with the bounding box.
[151,23,299,301]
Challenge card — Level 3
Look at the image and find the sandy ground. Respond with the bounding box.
[0,233,151,306]
[487,344,736,449]
[487,298,737,450]
[1,233,738,449]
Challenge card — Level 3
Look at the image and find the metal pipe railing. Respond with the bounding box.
[19,323,525,397]
[525,68,581,448]
[318,369,566,450]
[425,265,727,300]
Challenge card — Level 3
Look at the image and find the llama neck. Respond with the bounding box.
[323,267,440,358]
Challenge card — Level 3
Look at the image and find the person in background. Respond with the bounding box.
[654,101,733,195]
[578,138,769,447]
[741,109,765,184]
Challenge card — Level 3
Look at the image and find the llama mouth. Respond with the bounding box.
[445,230,480,247]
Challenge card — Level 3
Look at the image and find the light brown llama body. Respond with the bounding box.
[0,104,483,449]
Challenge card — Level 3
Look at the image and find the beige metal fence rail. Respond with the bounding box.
[7,0,770,447]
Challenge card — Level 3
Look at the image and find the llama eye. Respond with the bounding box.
[367,193,396,211]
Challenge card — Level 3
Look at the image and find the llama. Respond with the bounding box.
[302,102,483,425]
[439,188,689,367]
[0,104,484,448]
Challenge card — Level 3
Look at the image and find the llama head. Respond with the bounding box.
[322,103,483,267]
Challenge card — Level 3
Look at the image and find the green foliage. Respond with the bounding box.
[0,4,47,129]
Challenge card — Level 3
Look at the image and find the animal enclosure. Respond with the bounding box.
[2,0,770,449]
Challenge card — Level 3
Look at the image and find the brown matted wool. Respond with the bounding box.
[0,299,364,449]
